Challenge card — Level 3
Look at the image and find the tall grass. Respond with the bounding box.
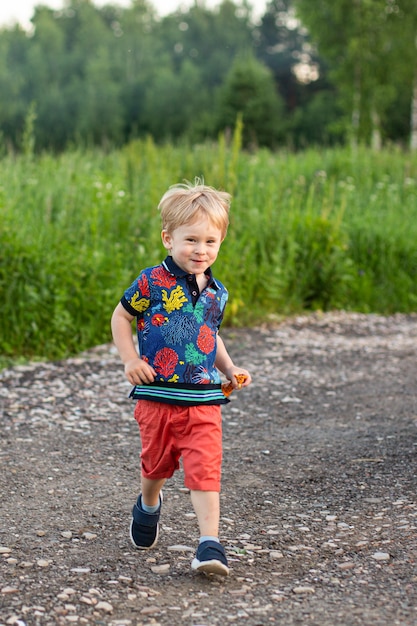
[1,132,417,362]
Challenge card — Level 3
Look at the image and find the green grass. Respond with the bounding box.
[1,133,417,361]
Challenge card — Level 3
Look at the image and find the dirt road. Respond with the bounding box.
[1,312,416,625]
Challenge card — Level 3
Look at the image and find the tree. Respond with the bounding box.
[0,26,31,147]
[294,0,417,148]
[216,53,285,148]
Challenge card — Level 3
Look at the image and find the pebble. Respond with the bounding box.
[61,531,73,539]
[337,561,355,570]
[167,544,194,552]
[0,546,12,554]
[269,551,284,560]
[82,532,97,540]
[150,563,171,574]
[6,617,26,625]
[96,601,113,613]
[292,586,315,594]
[1,586,19,594]
[140,605,161,615]
[70,567,91,573]
[371,551,390,561]
[80,596,96,605]
[37,559,51,567]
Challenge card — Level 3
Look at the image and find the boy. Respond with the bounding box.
[111,180,251,576]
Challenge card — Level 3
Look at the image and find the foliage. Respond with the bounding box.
[294,0,417,146]
[1,140,417,361]
[1,0,415,151]
[215,53,286,148]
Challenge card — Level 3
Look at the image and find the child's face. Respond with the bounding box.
[161,216,223,277]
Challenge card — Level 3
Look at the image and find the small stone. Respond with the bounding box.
[140,606,161,615]
[0,546,12,554]
[37,559,50,567]
[118,575,132,583]
[292,586,315,594]
[1,586,19,594]
[57,593,70,601]
[70,567,91,573]
[80,596,96,605]
[167,545,194,552]
[371,551,390,561]
[150,563,171,574]
[95,601,113,613]
[281,396,302,403]
[269,551,284,560]
[82,532,97,540]
[63,588,76,595]
[337,561,355,570]
[61,531,73,539]
[36,530,46,537]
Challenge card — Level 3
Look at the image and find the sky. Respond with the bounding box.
[0,0,268,28]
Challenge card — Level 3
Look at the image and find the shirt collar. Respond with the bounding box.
[162,256,219,289]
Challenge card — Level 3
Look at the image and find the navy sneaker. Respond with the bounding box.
[191,540,229,576]
[130,493,162,550]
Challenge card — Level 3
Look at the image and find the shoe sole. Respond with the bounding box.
[191,558,229,576]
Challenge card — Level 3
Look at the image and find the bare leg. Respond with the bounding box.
[190,490,229,575]
[141,476,166,507]
[190,490,220,537]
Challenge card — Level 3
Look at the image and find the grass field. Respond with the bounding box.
[1,131,417,362]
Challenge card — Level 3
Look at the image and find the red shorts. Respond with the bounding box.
[134,400,223,492]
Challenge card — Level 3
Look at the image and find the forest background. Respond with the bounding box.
[1,0,417,365]
[1,0,417,150]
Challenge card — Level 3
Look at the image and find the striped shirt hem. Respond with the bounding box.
[129,383,229,406]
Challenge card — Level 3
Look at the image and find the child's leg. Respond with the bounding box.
[190,489,229,575]
[190,490,220,537]
[141,476,166,508]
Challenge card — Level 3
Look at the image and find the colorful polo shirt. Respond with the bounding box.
[120,256,229,405]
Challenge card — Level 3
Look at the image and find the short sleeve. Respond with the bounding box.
[121,272,151,317]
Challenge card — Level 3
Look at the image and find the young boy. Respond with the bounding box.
[111,180,251,576]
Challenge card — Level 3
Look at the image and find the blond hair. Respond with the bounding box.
[158,179,231,239]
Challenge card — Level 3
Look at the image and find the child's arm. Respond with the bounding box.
[215,334,251,390]
[111,302,156,385]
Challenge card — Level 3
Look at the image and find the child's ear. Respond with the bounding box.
[161,229,172,250]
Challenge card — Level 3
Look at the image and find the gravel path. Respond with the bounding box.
[1,312,416,625]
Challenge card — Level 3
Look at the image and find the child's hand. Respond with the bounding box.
[124,358,156,385]
[221,368,251,397]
